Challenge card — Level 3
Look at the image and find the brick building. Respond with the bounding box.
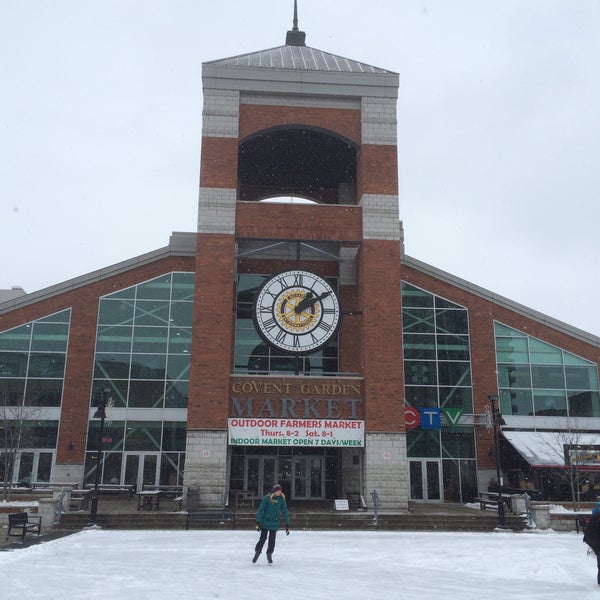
[1,16,599,509]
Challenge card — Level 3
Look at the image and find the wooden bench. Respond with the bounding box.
[186,509,235,529]
[84,483,136,499]
[475,497,500,511]
[7,512,42,541]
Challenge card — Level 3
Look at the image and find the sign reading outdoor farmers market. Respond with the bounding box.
[228,418,365,447]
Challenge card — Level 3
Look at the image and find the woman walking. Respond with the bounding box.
[252,484,290,564]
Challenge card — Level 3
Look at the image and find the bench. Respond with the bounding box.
[186,509,236,529]
[84,483,136,499]
[475,497,500,511]
[7,512,42,541]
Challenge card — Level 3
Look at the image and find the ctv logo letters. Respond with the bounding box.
[405,407,464,430]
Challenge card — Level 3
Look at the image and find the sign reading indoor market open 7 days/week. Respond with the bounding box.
[228,418,365,447]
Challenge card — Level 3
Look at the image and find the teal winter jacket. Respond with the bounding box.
[256,493,290,531]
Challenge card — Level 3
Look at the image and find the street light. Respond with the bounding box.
[488,394,507,527]
[89,388,110,522]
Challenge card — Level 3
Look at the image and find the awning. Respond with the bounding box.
[502,431,600,468]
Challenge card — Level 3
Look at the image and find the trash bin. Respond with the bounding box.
[186,487,199,511]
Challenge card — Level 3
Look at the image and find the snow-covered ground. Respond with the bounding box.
[2,528,599,599]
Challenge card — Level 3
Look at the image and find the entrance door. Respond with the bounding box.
[123,453,160,490]
[246,457,277,497]
[293,457,323,499]
[409,459,442,502]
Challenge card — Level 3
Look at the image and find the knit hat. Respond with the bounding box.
[271,484,282,493]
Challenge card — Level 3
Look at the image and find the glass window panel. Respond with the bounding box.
[24,421,58,448]
[533,389,567,416]
[406,430,440,458]
[169,302,193,327]
[568,391,598,417]
[404,361,437,385]
[500,389,533,416]
[439,387,473,412]
[171,272,194,300]
[0,324,32,351]
[165,380,188,408]
[531,365,565,389]
[497,364,531,388]
[130,354,167,379]
[0,378,25,404]
[132,327,168,353]
[438,362,471,387]
[162,422,186,452]
[403,334,436,360]
[401,283,434,308]
[105,286,136,300]
[103,453,123,484]
[404,386,438,408]
[128,380,165,408]
[30,323,69,352]
[166,355,190,380]
[435,297,464,310]
[435,310,468,335]
[168,327,192,354]
[135,301,170,326]
[564,352,595,366]
[94,354,131,379]
[96,326,133,353]
[402,309,435,333]
[441,427,475,459]
[0,352,28,377]
[529,338,562,365]
[92,380,128,408]
[28,353,65,378]
[136,275,172,300]
[495,337,529,363]
[98,299,135,325]
[25,379,63,407]
[442,459,460,502]
[436,335,469,361]
[459,460,477,503]
[125,421,162,451]
[494,322,525,337]
[87,421,125,451]
[38,309,70,323]
[566,366,598,390]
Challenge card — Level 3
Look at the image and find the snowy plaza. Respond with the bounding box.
[2,528,600,599]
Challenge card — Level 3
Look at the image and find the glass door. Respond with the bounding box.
[245,457,277,497]
[293,457,324,499]
[409,459,442,502]
[123,452,160,490]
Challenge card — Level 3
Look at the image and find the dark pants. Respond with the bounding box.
[255,528,277,555]
[587,544,600,584]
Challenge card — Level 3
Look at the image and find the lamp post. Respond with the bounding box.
[90,388,110,522]
[488,394,506,527]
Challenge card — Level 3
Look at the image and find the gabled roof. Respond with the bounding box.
[204,44,396,75]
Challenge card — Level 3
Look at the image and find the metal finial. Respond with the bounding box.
[293,0,299,31]
[286,0,306,46]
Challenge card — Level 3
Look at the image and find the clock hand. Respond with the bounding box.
[294,291,331,313]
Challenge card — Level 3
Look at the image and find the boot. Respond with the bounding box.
[252,551,261,563]
[267,553,273,564]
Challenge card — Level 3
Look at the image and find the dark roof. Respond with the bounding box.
[205,45,396,75]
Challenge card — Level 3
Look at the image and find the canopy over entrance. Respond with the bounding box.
[502,431,600,468]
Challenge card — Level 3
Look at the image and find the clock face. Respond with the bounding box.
[253,270,341,354]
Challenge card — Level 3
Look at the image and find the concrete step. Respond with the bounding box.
[60,510,527,532]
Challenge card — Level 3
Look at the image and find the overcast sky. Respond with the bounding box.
[1,1,599,337]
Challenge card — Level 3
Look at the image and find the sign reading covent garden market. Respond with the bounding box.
[228,378,365,447]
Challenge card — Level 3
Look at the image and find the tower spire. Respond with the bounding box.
[285,0,306,46]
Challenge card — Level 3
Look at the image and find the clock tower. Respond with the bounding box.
[186,6,406,508]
